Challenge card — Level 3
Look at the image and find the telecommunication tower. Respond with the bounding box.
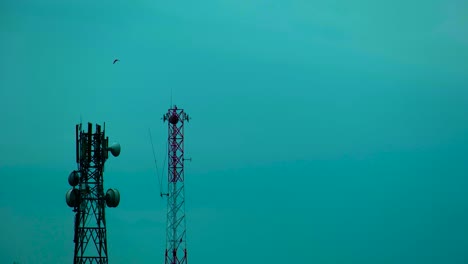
[65,122,122,264]
[162,105,190,264]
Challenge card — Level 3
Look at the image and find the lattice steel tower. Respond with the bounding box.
[163,105,190,264]
[65,122,122,264]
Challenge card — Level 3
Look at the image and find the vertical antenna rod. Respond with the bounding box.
[162,105,190,264]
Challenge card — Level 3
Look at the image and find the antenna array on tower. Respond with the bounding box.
[65,122,122,264]
[162,105,190,264]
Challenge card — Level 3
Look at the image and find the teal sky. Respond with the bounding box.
[1,0,468,263]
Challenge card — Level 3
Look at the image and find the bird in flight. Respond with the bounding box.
[113,59,120,64]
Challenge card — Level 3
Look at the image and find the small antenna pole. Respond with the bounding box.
[149,128,164,197]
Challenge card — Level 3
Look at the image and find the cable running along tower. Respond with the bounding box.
[163,105,190,264]
[66,122,122,264]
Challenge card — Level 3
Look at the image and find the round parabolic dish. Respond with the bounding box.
[108,142,121,157]
[66,188,80,207]
[169,114,179,124]
[106,188,120,207]
[68,171,80,186]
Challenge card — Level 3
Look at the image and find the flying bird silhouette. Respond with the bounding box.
[113,59,119,64]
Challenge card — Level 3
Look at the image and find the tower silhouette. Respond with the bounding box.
[162,106,190,264]
[66,122,121,264]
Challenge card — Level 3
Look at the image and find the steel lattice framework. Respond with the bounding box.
[66,122,120,264]
[163,105,190,264]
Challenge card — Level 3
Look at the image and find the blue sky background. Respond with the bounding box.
[1,0,468,263]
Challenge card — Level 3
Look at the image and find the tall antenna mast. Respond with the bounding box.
[162,105,190,264]
[65,122,122,264]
